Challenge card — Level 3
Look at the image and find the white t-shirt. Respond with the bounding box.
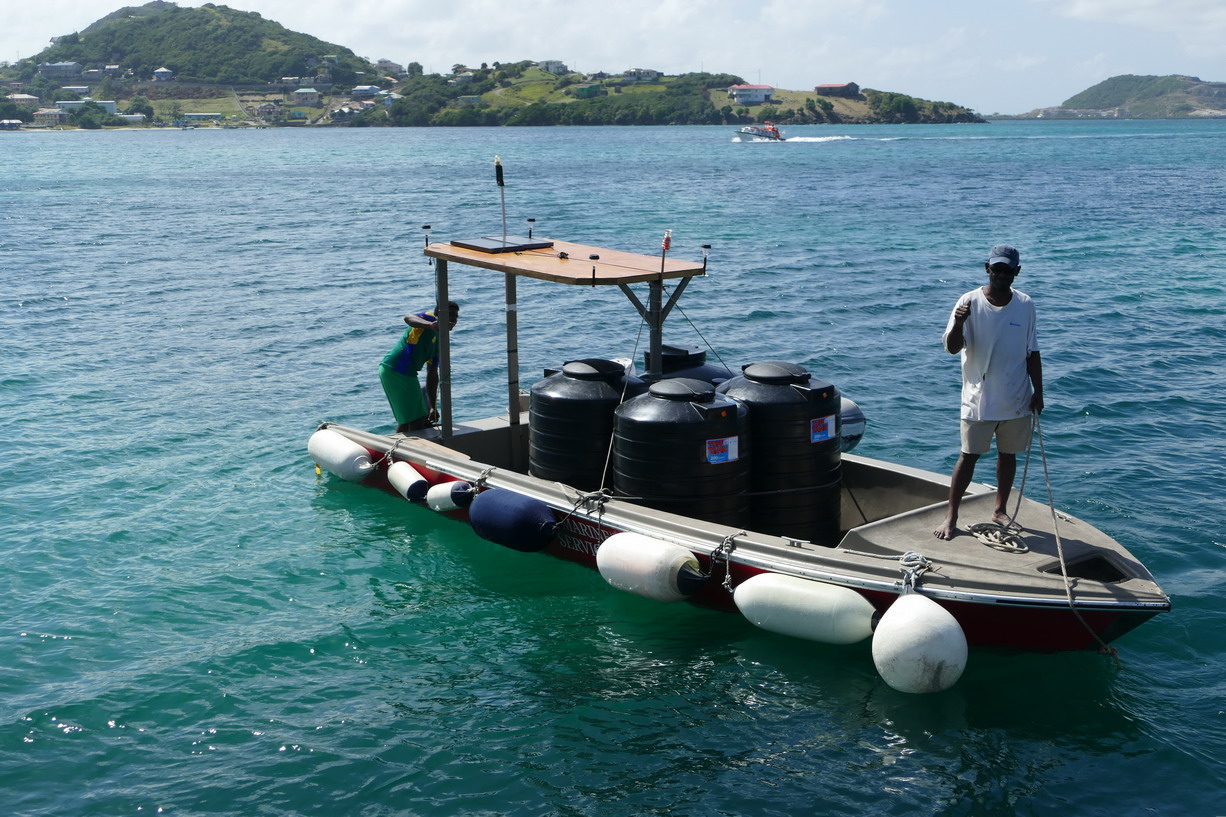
[943,287,1038,421]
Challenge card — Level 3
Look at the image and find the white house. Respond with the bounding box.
[351,85,382,97]
[623,68,661,82]
[37,61,82,79]
[293,88,321,105]
[376,59,404,77]
[57,98,118,114]
[33,108,70,126]
[538,60,568,75]
[727,84,774,104]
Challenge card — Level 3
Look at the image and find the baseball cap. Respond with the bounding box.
[987,244,1020,269]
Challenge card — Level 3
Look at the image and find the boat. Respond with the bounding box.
[309,224,1169,693]
[734,122,785,141]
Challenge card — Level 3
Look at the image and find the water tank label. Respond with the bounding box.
[811,414,837,443]
[706,436,739,464]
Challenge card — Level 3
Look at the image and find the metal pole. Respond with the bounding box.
[435,259,453,439]
[647,277,663,379]
[505,271,525,469]
[505,273,520,425]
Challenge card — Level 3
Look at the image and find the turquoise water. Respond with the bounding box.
[3,120,1224,815]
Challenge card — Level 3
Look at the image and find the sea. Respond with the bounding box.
[2,120,1224,816]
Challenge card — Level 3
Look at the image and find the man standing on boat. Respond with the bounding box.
[379,302,459,434]
[934,245,1043,540]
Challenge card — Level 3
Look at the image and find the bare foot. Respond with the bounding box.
[933,519,957,540]
[992,511,1020,531]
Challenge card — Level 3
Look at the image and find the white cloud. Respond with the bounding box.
[1040,0,1226,56]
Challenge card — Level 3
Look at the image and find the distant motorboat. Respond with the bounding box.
[735,122,785,141]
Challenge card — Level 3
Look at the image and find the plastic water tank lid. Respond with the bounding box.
[742,361,811,385]
[562,359,628,380]
[648,378,717,402]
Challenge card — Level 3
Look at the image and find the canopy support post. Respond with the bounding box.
[505,273,520,424]
[647,278,663,379]
[617,277,690,380]
[505,272,526,467]
[436,259,453,439]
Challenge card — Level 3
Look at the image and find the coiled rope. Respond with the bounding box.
[967,522,1029,553]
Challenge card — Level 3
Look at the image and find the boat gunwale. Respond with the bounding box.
[319,422,1171,615]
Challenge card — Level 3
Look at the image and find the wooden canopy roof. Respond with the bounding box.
[425,238,705,286]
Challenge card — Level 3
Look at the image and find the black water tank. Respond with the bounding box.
[529,359,646,490]
[717,362,842,545]
[644,344,733,384]
[613,378,750,527]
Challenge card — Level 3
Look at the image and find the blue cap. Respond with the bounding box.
[988,244,1020,269]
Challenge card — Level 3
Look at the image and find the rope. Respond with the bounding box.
[707,531,744,593]
[661,283,735,376]
[555,488,612,528]
[605,482,839,503]
[472,466,496,490]
[372,436,406,470]
[967,522,1029,553]
[1007,413,1037,525]
[838,548,939,588]
[597,320,648,496]
[899,551,932,592]
[1031,412,1121,664]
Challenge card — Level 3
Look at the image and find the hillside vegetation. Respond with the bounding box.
[25,1,377,85]
[365,66,981,127]
[1027,74,1226,118]
[1,1,983,127]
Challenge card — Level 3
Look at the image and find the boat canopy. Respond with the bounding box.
[423,236,708,439]
[425,238,705,285]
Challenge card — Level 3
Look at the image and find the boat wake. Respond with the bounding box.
[730,135,856,144]
[784,135,856,143]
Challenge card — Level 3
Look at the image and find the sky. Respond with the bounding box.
[3,0,1225,114]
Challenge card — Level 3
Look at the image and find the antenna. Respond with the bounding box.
[494,155,507,243]
[448,158,553,254]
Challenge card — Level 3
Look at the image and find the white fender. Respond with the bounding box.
[596,532,706,602]
[426,481,474,512]
[308,428,373,482]
[733,572,875,645]
[871,592,968,693]
[387,460,428,501]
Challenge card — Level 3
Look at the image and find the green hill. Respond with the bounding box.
[1,1,983,127]
[26,1,377,85]
[1037,74,1226,118]
[368,67,982,128]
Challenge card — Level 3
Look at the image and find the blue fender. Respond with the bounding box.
[468,489,558,553]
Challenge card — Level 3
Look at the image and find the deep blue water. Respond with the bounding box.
[2,120,1224,816]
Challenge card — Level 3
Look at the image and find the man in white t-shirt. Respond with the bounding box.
[934,244,1044,540]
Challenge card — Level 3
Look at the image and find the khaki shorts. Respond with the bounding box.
[961,416,1033,455]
